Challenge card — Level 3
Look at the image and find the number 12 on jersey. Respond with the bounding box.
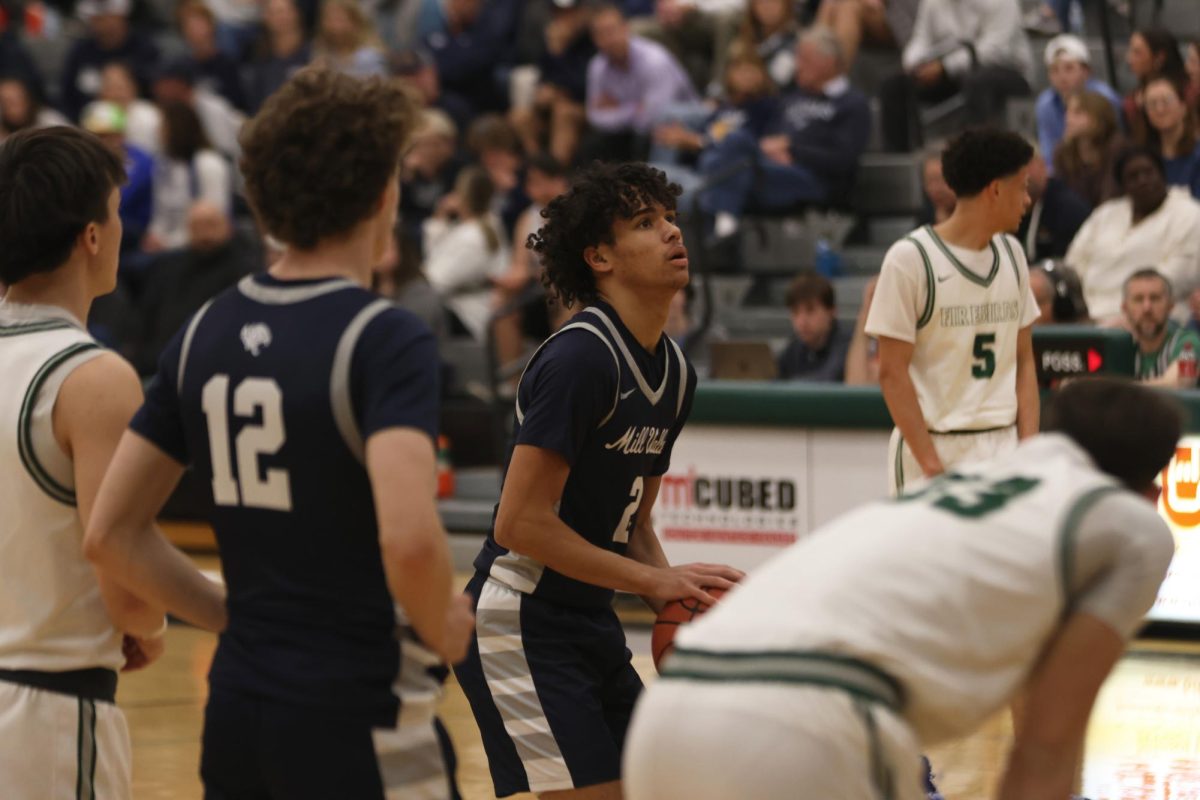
[201,374,293,511]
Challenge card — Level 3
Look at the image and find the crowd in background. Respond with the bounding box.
[2,0,1200,398]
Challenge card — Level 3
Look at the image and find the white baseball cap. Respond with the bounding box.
[1044,34,1090,67]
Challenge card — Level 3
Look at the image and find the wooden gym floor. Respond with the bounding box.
[119,549,1200,799]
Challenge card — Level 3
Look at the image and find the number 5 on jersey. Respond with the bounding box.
[201,375,293,511]
[972,333,996,379]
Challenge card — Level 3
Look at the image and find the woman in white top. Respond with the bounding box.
[98,62,162,156]
[423,166,509,340]
[1065,145,1200,322]
[144,100,232,252]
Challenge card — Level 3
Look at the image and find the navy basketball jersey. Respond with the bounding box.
[473,301,697,608]
[131,274,441,725]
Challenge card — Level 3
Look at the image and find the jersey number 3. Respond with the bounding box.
[201,375,293,511]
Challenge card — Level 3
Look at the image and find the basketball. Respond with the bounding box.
[651,587,727,671]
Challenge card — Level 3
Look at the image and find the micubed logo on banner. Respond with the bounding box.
[1151,437,1200,624]
[656,467,801,547]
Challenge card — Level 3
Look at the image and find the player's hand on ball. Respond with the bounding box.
[121,633,165,672]
[438,593,476,665]
[651,563,743,606]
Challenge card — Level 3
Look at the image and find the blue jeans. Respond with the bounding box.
[698,129,827,216]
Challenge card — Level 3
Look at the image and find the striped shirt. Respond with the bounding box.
[1135,321,1200,380]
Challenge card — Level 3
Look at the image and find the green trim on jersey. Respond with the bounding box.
[0,320,74,338]
[998,234,1022,289]
[1058,485,1122,604]
[17,342,100,506]
[904,236,937,329]
[1135,322,1200,380]
[925,225,1001,288]
[894,433,906,492]
[76,697,97,800]
[662,647,903,711]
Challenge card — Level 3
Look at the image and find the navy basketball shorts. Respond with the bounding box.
[454,573,644,797]
[200,686,460,799]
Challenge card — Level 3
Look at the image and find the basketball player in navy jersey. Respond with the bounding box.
[85,68,473,799]
[454,162,744,800]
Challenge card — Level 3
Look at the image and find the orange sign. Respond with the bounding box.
[1163,444,1200,528]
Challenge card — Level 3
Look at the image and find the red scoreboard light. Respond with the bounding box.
[1032,327,1135,386]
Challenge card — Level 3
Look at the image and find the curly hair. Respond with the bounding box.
[239,67,417,249]
[941,128,1034,198]
[527,162,681,309]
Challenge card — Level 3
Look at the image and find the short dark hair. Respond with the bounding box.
[1043,377,1184,491]
[941,128,1034,197]
[1123,267,1172,297]
[239,67,417,250]
[527,161,681,309]
[0,126,125,284]
[527,153,567,180]
[1114,143,1166,187]
[785,270,834,310]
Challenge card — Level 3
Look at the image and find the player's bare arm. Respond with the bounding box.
[877,336,944,477]
[84,431,228,633]
[996,612,1124,800]
[1015,325,1039,440]
[367,427,473,664]
[496,445,739,605]
[58,353,167,642]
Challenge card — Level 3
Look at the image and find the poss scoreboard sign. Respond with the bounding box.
[1032,325,1135,385]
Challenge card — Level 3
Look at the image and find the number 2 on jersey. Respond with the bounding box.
[972,333,996,379]
[613,476,644,543]
[201,375,293,511]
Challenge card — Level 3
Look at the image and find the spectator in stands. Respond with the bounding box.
[1187,41,1200,114]
[777,269,851,381]
[314,0,387,77]
[151,58,244,160]
[880,0,1033,152]
[1053,89,1123,208]
[1029,265,1055,324]
[400,108,463,271]
[177,0,247,111]
[731,0,799,90]
[144,100,233,252]
[423,165,510,340]
[509,0,593,166]
[491,154,571,372]
[650,48,776,197]
[244,0,311,112]
[1016,150,1089,262]
[82,100,155,253]
[1138,76,1200,199]
[1123,268,1200,388]
[466,114,528,236]
[0,76,66,140]
[918,142,955,224]
[699,26,870,239]
[98,61,161,155]
[583,2,698,162]
[1065,146,1200,323]
[60,0,159,121]
[813,0,920,68]
[133,200,261,373]
[0,29,46,103]
[1123,28,1187,131]
[390,45,475,134]
[422,0,520,120]
[634,0,740,95]
[844,275,879,384]
[1035,34,1121,168]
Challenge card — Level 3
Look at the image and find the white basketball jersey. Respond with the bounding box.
[674,435,1170,745]
[865,226,1039,432]
[0,302,123,672]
